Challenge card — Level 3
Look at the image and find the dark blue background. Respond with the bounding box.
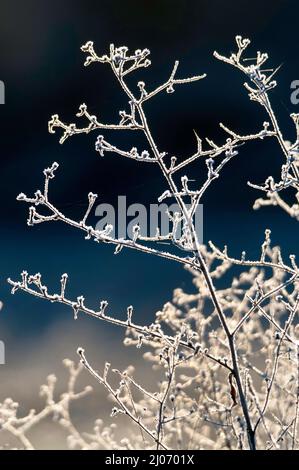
[0,0,298,347]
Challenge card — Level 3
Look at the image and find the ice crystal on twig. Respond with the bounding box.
[7,37,299,450]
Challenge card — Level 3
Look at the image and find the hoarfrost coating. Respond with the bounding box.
[5,36,299,450]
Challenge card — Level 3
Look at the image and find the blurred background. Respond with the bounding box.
[0,0,299,447]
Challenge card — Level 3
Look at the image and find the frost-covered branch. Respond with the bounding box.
[209,229,299,276]
[0,360,93,450]
[16,163,197,266]
[7,271,231,372]
[77,348,168,450]
[10,37,299,450]
[214,35,299,217]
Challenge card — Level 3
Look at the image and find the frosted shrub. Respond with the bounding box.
[6,36,299,450]
[0,360,93,450]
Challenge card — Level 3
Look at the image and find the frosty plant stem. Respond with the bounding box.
[215,36,299,219]
[9,37,299,450]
